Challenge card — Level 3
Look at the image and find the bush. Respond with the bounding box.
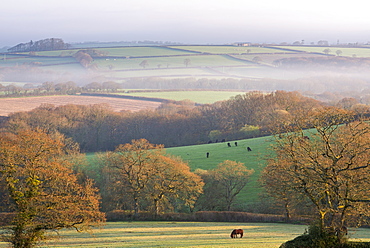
[280,223,343,248]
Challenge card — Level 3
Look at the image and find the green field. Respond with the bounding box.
[1,221,367,248]
[85,136,270,208]
[117,91,244,104]
[94,54,253,70]
[169,46,288,54]
[3,44,370,84]
[166,136,271,206]
[274,46,370,57]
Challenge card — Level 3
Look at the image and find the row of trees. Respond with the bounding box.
[3,91,327,152]
[7,38,70,52]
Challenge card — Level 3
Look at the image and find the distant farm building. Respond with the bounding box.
[234,42,251,47]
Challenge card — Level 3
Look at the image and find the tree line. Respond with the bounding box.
[7,38,70,52]
[2,91,326,152]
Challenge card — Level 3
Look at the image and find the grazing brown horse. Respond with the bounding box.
[230,229,243,238]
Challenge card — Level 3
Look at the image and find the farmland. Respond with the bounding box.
[0,95,162,116]
[6,44,370,85]
[167,136,270,207]
[85,135,271,209]
[117,90,244,104]
[0,89,247,116]
[0,221,367,248]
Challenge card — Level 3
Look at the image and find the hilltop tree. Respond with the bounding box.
[262,107,370,243]
[0,129,105,248]
[139,60,149,69]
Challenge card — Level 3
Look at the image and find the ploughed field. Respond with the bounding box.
[0,95,161,116]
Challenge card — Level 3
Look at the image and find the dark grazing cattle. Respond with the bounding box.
[247,147,252,151]
[230,229,243,238]
[234,142,238,146]
[228,143,231,147]
[206,152,209,158]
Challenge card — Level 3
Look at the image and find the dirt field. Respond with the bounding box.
[0,95,162,116]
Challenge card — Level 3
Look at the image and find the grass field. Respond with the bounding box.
[168,46,289,54]
[85,135,270,208]
[166,136,272,206]
[117,91,244,104]
[3,44,370,88]
[1,221,368,248]
[274,46,370,57]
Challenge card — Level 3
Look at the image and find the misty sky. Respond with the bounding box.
[2,0,370,47]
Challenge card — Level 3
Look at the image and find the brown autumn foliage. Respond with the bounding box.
[0,129,105,248]
[262,107,370,242]
[195,161,254,211]
[1,91,325,152]
[98,139,204,217]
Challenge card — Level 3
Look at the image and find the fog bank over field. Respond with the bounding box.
[3,44,370,102]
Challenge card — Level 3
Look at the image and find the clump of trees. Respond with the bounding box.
[97,139,204,217]
[0,129,105,247]
[195,160,254,211]
[7,38,70,52]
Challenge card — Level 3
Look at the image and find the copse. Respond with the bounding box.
[97,139,204,218]
[195,160,254,211]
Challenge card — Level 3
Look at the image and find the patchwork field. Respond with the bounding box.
[0,221,367,248]
[3,44,370,85]
[0,95,161,116]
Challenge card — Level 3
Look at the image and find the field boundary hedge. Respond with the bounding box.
[106,210,311,224]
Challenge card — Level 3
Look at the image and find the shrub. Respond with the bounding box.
[280,223,342,248]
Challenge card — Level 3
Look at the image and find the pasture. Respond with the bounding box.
[274,46,370,57]
[117,90,245,104]
[85,135,270,208]
[166,136,271,206]
[1,221,368,248]
[168,46,289,54]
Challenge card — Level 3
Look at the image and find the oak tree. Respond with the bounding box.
[196,160,254,211]
[100,139,203,217]
[0,129,105,248]
[262,107,370,241]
